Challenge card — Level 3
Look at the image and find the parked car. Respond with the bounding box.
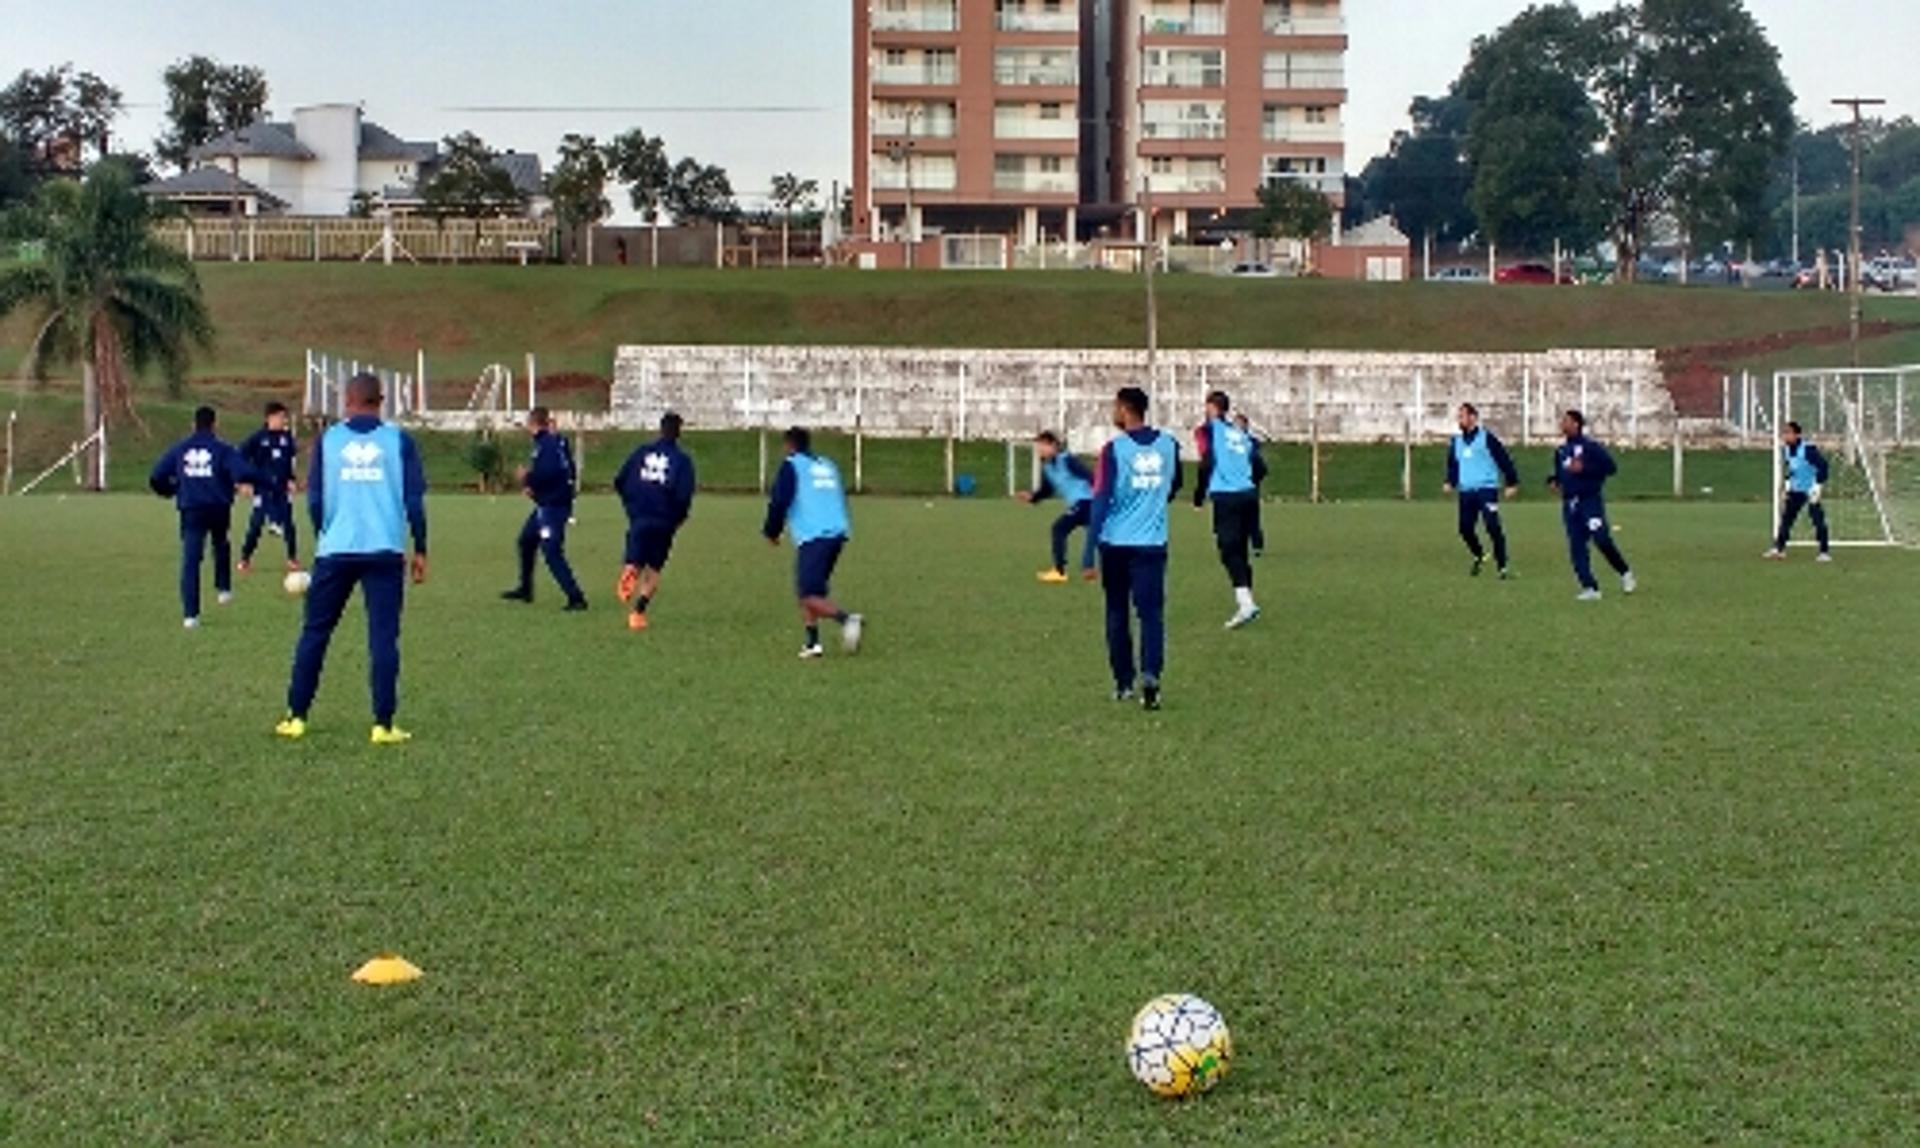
[1427,265,1488,284]
[1228,262,1280,279]
[1495,262,1572,286]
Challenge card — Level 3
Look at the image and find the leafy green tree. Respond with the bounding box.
[0,133,31,210]
[1866,121,1920,195]
[422,131,525,233]
[1361,94,1476,257]
[1886,178,1920,248]
[769,171,819,266]
[0,163,213,488]
[605,128,671,265]
[1255,179,1334,269]
[665,157,736,224]
[155,56,269,172]
[545,133,611,262]
[0,64,123,175]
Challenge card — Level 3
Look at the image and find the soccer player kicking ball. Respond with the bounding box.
[1443,403,1521,579]
[277,373,428,745]
[1550,410,1636,602]
[1764,421,1834,562]
[149,406,255,629]
[501,407,588,612]
[1083,387,1182,710]
[1193,391,1264,629]
[237,401,301,575]
[1018,431,1094,584]
[764,427,864,660]
[613,412,698,630]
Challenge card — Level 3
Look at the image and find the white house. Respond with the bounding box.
[142,103,545,218]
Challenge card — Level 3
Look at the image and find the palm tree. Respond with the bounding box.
[606,129,671,268]
[0,161,213,489]
[769,172,819,268]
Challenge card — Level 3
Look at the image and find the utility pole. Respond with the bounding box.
[1790,151,1801,269]
[1138,16,1159,380]
[1834,96,1885,368]
[888,106,920,270]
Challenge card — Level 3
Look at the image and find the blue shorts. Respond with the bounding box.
[625,521,678,570]
[795,537,846,599]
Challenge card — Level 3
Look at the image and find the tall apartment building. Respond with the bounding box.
[852,0,1346,256]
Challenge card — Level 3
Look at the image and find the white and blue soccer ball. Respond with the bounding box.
[283,570,312,597]
[1126,993,1232,1098]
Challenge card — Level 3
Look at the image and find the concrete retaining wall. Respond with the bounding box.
[605,345,1673,450]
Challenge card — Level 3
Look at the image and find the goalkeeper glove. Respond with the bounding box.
[1810,484,1824,506]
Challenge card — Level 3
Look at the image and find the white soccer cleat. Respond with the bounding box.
[1225,606,1262,631]
[183,617,200,630]
[842,614,865,654]
[1576,589,1604,602]
[1762,549,1786,560]
[798,644,826,661]
[1815,552,1835,564]
[1621,572,1637,595]
[216,591,234,606]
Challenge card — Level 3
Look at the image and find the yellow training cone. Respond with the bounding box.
[351,953,424,986]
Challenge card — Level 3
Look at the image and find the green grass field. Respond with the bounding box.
[3,492,1917,1143]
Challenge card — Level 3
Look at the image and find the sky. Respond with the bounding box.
[2,0,1915,210]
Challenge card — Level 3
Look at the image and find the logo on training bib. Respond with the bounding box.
[183,448,214,478]
[1130,451,1166,491]
[339,440,386,483]
[1588,517,1606,533]
[641,452,670,485]
[1225,430,1249,455]
[809,461,839,491]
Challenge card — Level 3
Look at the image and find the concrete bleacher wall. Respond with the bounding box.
[604,346,1673,450]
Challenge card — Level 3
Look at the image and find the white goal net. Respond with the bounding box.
[1771,367,1920,548]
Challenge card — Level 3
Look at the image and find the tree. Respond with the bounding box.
[156,56,269,172]
[665,157,736,225]
[1360,94,1476,261]
[0,163,213,489]
[1255,179,1334,270]
[1456,4,1605,257]
[1889,177,1920,251]
[1866,120,1920,195]
[0,64,123,175]
[545,133,611,262]
[605,128,671,266]
[769,171,819,267]
[421,132,525,235]
[0,134,30,210]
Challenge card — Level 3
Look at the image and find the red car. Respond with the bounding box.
[1496,262,1574,286]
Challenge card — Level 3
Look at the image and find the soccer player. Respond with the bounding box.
[1443,402,1521,579]
[613,412,698,630]
[1192,391,1264,630]
[277,373,429,744]
[501,407,588,611]
[1018,431,1094,584]
[150,406,255,629]
[1549,410,1636,602]
[1232,412,1267,557]
[1082,386,1182,710]
[763,427,864,659]
[1764,421,1833,562]
[237,401,301,573]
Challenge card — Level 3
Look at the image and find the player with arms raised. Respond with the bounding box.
[1083,387,1182,710]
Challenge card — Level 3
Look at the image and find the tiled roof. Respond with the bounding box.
[190,122,314,161]
[138,165,287,206]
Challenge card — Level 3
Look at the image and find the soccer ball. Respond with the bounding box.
[1126,994,1232,1098]
[283,570,312,597]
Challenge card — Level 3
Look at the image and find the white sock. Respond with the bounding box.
[1235,587,1256,611]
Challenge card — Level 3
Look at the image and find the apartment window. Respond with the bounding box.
[1039,103,1062,121]
[1040,155,1064,173]
[1145,48,1224,88]
[1264,51,1344,89]
[884,48,907,66]
[1305,106,1329,124]
[1150,156,1175,175]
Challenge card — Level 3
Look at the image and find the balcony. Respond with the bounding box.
[1263,4,1346,35]
[993,170,1078,194]
[872,114,959,139]
[1261,119,1342,143]
[1147,173,1227,194]
[995,113,1078,140]
[995,63,1078,87]
[873,2,958,32]
[995,5,1077,32]
[874,60,960,87]
[1263,66,1345,91]
[1142,5,1227,35]
[1144,64,1226,89]
[1142,119,1226,141]
[1262,172,1344,194]
[872,164,959,192]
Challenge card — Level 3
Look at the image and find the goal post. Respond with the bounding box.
[1770,366,1919,548]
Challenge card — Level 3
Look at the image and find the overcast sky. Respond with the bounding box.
[3,0,1915,205]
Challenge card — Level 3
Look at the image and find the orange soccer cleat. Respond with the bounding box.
[627,611,649,632]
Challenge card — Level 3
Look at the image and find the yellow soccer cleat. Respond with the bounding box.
[274,716,308,740]
[370,725,413,746]
[1038,569,1071,584]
